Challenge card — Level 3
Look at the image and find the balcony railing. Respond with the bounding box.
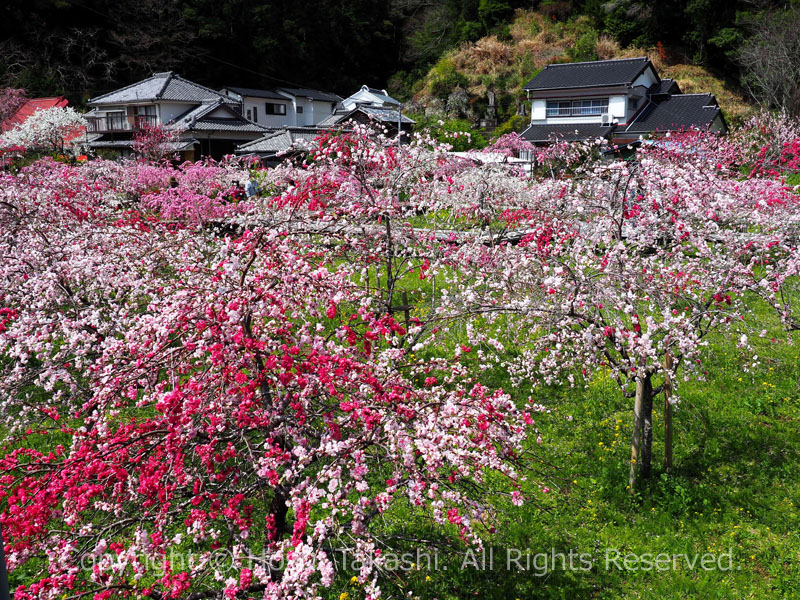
[545,106,607,118]
[86,114,158,133]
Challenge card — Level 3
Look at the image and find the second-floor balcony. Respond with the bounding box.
[545,99,609,118]
[86,114,158,133]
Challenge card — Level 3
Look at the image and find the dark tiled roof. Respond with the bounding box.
[623,94,722,135]
[523,57,654,91]
[648,79,681,96]
[278,87,342,102]
[223,86,287,100]
[520,123,615,143]
[224,86,341,102]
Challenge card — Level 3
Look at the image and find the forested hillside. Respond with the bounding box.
[404,10,754,132]
[1,0,797,119]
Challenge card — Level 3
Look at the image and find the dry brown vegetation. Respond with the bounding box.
[415,9,754,125]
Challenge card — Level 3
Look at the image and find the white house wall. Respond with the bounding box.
[159,103,196,125]
[608,95,626,119]
[546,116,603,124]
[531,100,546,122]
[632,69,658,88]
[530,94,632,125]
[294,98,313,126]
[205,105,237,119]
[242,97,292,127]
[311,100,336,124]
[261,112,294,127]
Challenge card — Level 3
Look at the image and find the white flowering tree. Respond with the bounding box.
[0,105,86,155]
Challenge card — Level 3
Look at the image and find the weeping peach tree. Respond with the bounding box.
[0,132,547,599]
[435,129,798,490]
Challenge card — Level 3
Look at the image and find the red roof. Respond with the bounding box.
[2,97,69,132]
[2,96,86,143]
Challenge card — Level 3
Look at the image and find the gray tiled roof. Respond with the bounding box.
[363,87,400,106]
[520,123,615,143]
[89,72,231,106]
[235,127,330,154]
[623,94,722,135]
[189,118,268,132]
[360,106,415,123]
[88,138,198,151]
[170,101,268,133]
[316,114,340,127]
[523,57,654,91]
[88,139,135,148]
[318,106,415,127]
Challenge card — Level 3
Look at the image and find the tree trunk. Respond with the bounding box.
[629,372,654,492]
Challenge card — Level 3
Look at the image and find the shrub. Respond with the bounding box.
[494,114,528,136]
[569,28,599,62]
[429,58,470,99]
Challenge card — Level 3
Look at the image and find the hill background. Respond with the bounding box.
[1,0,794,127]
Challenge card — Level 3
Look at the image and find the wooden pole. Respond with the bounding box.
[629,376,645,492]
[0,522,10,600]
[629,373,653,492]
[664,352,674,472]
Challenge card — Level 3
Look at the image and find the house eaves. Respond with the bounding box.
[523,57,658,92]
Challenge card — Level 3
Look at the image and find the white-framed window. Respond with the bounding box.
[546,98,608,117]
[297,106,304,114]
[265,102,287,115]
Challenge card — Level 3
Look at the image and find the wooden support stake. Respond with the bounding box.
[664,352,674,472]
[0,522,10,600]
[629,373,654,492]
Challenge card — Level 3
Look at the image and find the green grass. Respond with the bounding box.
[344,296,800,600]
[5,253,799,599]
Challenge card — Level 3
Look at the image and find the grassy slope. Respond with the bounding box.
[5,209,798,599]
[348,271,800,599]
[409,10,754,129]
[8,249,796,599]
